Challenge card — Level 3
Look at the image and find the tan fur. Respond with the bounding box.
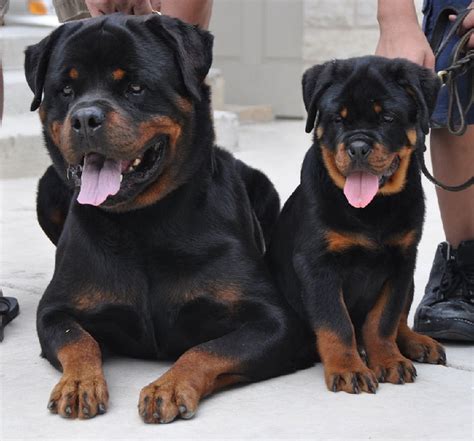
[325,230,377,252]
[112,68,125,81]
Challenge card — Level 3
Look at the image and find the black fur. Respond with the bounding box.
[268,56,445,394]
[26,14,312,422]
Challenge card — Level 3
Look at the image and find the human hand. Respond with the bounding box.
[449,2,474,48]
[376,19,435,69]
[85,0,162,16]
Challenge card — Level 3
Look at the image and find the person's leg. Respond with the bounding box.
[414,127,474,341]
[431,127,474,247]
[160,0,213,29]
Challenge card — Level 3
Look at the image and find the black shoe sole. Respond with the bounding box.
[0,296,20,342]
[414,319,474,342]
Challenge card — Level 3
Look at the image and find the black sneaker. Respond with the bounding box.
[414,240,474,341]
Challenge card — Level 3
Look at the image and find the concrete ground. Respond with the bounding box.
[0,120,472,440]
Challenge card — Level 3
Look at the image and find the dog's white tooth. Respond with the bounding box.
[133,158,142,167]
[120,174,123,182]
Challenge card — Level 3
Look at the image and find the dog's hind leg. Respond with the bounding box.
[235,160,280,249]
[37,165,73,245]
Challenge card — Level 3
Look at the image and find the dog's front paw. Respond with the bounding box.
[138,373,200,424]
[324,363,378,394]
[370,356,417,384]
[47,373,109,419]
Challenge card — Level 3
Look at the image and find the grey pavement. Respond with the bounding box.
[0,120,473,440]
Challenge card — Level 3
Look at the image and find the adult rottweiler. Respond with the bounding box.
[267,56,447,394]
[25,14,311,423]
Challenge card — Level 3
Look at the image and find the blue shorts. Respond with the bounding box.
[422,0,474,128]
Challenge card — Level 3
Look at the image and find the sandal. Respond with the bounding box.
[0,290,20,342]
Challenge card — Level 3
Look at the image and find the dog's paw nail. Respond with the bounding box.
[47,400,56,411]
[98,403,106,414]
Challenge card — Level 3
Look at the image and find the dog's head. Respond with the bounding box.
[302,56,440,208]
[25,13,213,211]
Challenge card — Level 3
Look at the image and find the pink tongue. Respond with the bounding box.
[343,172,379,208]
[77,153,122,206]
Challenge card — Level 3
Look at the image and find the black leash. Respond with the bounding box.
[417,7,474,191]
[416,142,474,191]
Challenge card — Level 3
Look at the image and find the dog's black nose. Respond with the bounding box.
[71,107,105,136]
[347,140,371,160]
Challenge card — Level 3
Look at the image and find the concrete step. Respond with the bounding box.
[225,104,273,123]
[0,25,54,70]
[0,110,239,179]
[0,112,50,179]
[206,69,225,111]
[3,69,33,116]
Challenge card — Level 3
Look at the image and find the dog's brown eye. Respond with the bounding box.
[62,85,73,97]
[383,115,394,123]
[128,83,143,94]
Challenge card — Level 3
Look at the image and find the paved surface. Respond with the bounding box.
[1,120,472,440]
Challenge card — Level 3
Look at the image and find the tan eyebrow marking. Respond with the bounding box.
[112,69,126,81]
[69,68,79,80]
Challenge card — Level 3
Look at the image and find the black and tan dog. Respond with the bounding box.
[268,56,447,394]
[25,14,312,422]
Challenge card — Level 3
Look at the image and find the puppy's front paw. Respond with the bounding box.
[324,363,378,394]
[138,374,200,424]
[47,373,109,419]
[370,356,417,384]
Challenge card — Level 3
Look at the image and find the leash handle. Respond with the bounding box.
[430,8,472,56]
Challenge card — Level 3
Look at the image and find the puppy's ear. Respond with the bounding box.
[394,61,441,134]
[24,23,81,111]
[302,61,336,133]
[145,15,214,101]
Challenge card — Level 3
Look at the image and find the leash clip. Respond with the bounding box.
[437,69,448,84]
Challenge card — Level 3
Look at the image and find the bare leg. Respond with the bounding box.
[430,127,474,247]
[161,0,213,29]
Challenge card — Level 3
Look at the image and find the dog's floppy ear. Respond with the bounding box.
[24,23,81,111]
[394,60,441,135]
[145,15,213,101]
[302,61,337,133]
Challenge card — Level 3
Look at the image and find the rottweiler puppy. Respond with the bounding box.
[268,56,447,394]
[25,14,311,422]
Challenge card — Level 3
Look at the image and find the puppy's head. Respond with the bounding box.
[25,13,213,211]
[302,56,440,208]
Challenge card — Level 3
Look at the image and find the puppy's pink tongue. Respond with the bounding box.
[343,172,379,208]
[77,153,121,206]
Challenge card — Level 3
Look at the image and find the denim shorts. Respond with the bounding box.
[422,0,474,128]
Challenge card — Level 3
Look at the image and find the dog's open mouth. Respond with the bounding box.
[69,138,166,207]
[343,155,400,209]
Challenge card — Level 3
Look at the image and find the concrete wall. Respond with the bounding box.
[303,0,424,69]
[211,0,424,117]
